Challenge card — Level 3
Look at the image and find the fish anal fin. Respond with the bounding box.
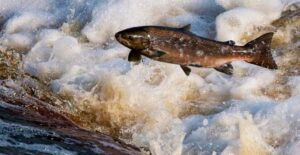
[245,32,278,69]
[128,50,142,62]
[225,40,235,46]
[180,24,191,31]
[180,65,191,76]
[214,63,233,75]
[189,64,203,68]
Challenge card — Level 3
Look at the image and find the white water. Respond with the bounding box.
[0,0,300,154]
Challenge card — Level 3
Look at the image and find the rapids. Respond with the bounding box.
[0,0,300,154]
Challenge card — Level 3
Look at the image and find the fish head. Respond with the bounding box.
[115,27,150,50]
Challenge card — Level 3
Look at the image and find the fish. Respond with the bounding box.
[115,24,277,75]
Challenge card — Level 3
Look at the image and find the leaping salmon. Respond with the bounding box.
[115,25,277,75]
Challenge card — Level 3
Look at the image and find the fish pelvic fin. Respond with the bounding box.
[180,65,191,76]
[245,32,278,69]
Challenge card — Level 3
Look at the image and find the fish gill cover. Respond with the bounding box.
[0,0,300,154]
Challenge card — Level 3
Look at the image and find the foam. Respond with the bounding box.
[215,8,270,44]
[215,0,289,44]
[288,77,300,96]
[1,32,34,51]
[216,0,284,17]
[82,0,221,44]
[4,11,56,33]
[0,0,54,17]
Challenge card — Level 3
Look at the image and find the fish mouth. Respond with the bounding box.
[115,32,130,47]
[115,32,123,42]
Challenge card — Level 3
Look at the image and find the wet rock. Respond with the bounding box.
[0,48,144,155]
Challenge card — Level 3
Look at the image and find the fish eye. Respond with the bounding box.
[128,36,134,40]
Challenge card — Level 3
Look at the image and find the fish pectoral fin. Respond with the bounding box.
[180,65,191,76]
[154,51,166,57]
[224,40,235,46]
[214,63,233,75]
[180,24,191,31]
[128,50,142,62]
[148,50,166,59]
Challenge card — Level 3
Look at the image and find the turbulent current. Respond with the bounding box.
[0,0,300,154]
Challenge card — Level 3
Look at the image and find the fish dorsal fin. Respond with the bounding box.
[180,65,191,76]
[180,24,191,31]
[214,63,233,75]
[128,50,142,62]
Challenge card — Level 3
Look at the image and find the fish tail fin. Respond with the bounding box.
[245,32,278,69]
